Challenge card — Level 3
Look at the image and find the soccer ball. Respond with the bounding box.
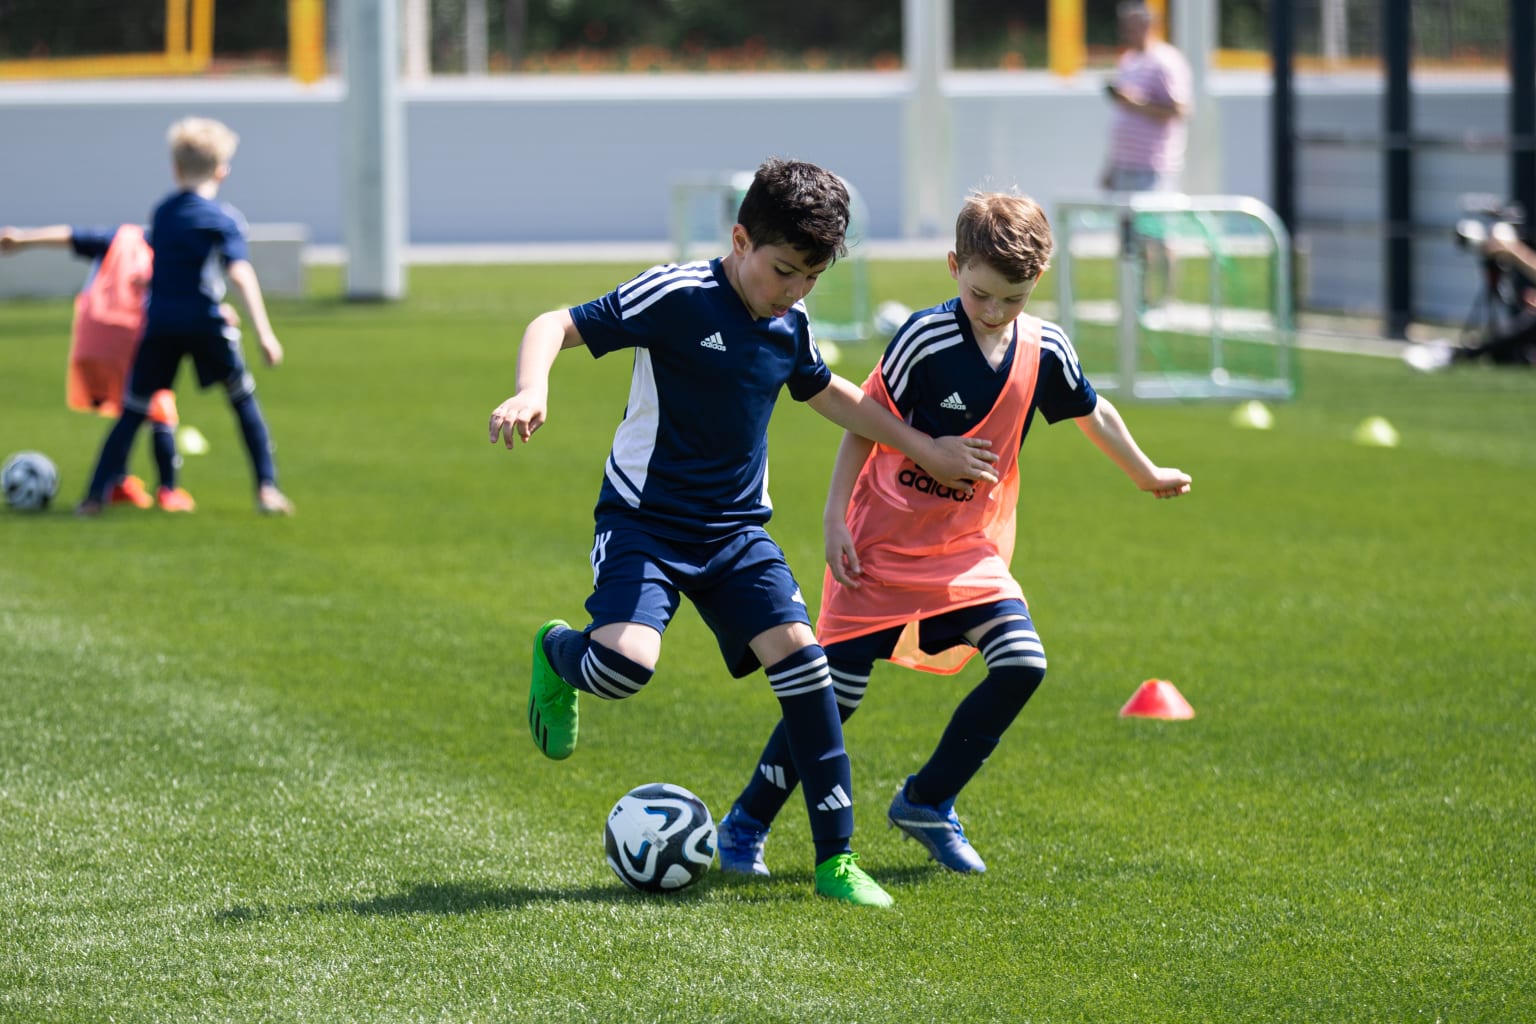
[603,782,717,893]
[2,451,60,511]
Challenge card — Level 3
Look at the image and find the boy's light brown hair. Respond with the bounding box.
[168,117,239,181]
[953,191,1053,284]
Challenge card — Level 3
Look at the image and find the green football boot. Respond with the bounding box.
[528,619,579,760]
[813,852,894,907]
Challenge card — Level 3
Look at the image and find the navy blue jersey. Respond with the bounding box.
[69,225,123,293]
[570,258,833,540]
[69,226,118,261]
[144,191,250,334]
[881,298,1098,443]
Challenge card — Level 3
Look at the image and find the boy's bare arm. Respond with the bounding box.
[488,309,586,447]
[806,375,998,491]
[1074,396,1191,498]
[823,431,875,587]
[0,225,73,253]
[225,259,283,367]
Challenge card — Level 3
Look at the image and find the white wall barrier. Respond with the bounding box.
[0,72,1510,321]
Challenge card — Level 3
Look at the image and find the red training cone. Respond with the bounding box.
[1119,679,1195,720]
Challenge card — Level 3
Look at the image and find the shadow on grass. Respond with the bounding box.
[215,863,943,923]
[216,879,644,923]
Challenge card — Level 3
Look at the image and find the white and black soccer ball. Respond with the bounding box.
[603,782,717,893]
[2,451,60,512]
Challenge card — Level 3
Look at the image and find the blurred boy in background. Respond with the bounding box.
[76,116,292,517]
[1,223,196,511]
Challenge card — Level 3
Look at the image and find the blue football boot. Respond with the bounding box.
[887,775,986,874]
[716,803,771,876]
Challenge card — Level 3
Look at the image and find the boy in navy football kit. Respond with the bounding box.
[488,158,999,906]
[0,222,196,510]
[76,117,292,517]
[715,191,1191,877]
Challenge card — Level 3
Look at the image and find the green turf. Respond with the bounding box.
[2,263,1534,1022]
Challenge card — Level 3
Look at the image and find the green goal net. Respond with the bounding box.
[1054,194,1298,402]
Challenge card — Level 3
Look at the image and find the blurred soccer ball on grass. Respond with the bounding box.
[2,451,60,512]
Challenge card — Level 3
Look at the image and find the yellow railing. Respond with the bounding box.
[288,0,327,84]
[0,0,326,83]
[0,1,1485,84]
[0,0,215,80]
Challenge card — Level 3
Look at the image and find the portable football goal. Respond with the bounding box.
[1054,193,1298,401]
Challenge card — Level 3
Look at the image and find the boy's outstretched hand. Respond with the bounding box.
[258,333,283,368]
[488,391,547,447]
[1142,467,1192,499]
[924,435,999,492]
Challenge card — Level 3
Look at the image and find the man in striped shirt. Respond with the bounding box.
[1100,0,1193,305]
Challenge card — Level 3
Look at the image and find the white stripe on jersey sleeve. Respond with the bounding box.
[885,313,966,406]
[807,332,821,366]
[1039,321,1084,389]
[619,261,712,301]
[619,262,717,320]
[796,299,822,364]
[884,309,958,383]
[604,349,660,506]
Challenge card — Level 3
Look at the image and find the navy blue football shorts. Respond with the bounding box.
[126,323,255,411]
[584,522,814,679]
[826,598,1033,666]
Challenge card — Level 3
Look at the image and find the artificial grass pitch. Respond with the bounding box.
[1,263,1533,1022]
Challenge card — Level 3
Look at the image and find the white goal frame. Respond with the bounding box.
[1055,193,1297,402]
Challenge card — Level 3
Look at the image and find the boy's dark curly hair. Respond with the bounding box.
[736,158,850,267]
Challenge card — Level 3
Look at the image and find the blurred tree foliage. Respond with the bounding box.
[0,0,1133,66]
[0,0,167,58]
[0,0,1517,70]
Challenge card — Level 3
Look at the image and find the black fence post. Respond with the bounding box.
[1383,3,1413,339]
[1513,0,1536,225]
[1270,0,1295,308]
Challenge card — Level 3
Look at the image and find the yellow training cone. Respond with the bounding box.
[177,425,210,455]
[1352,416,1399,448]
[1230,400,1274,430]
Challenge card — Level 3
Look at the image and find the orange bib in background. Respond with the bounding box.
[67,225,151,417]
[817,314,1043,674]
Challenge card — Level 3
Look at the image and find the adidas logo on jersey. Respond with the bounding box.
[940,391,967,411]
[815,785,852,812]
[700,331,727,351]
[898,467,974,503]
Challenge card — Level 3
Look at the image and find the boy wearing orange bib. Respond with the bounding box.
[718,191,1191,876]
[0,223,194,511]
